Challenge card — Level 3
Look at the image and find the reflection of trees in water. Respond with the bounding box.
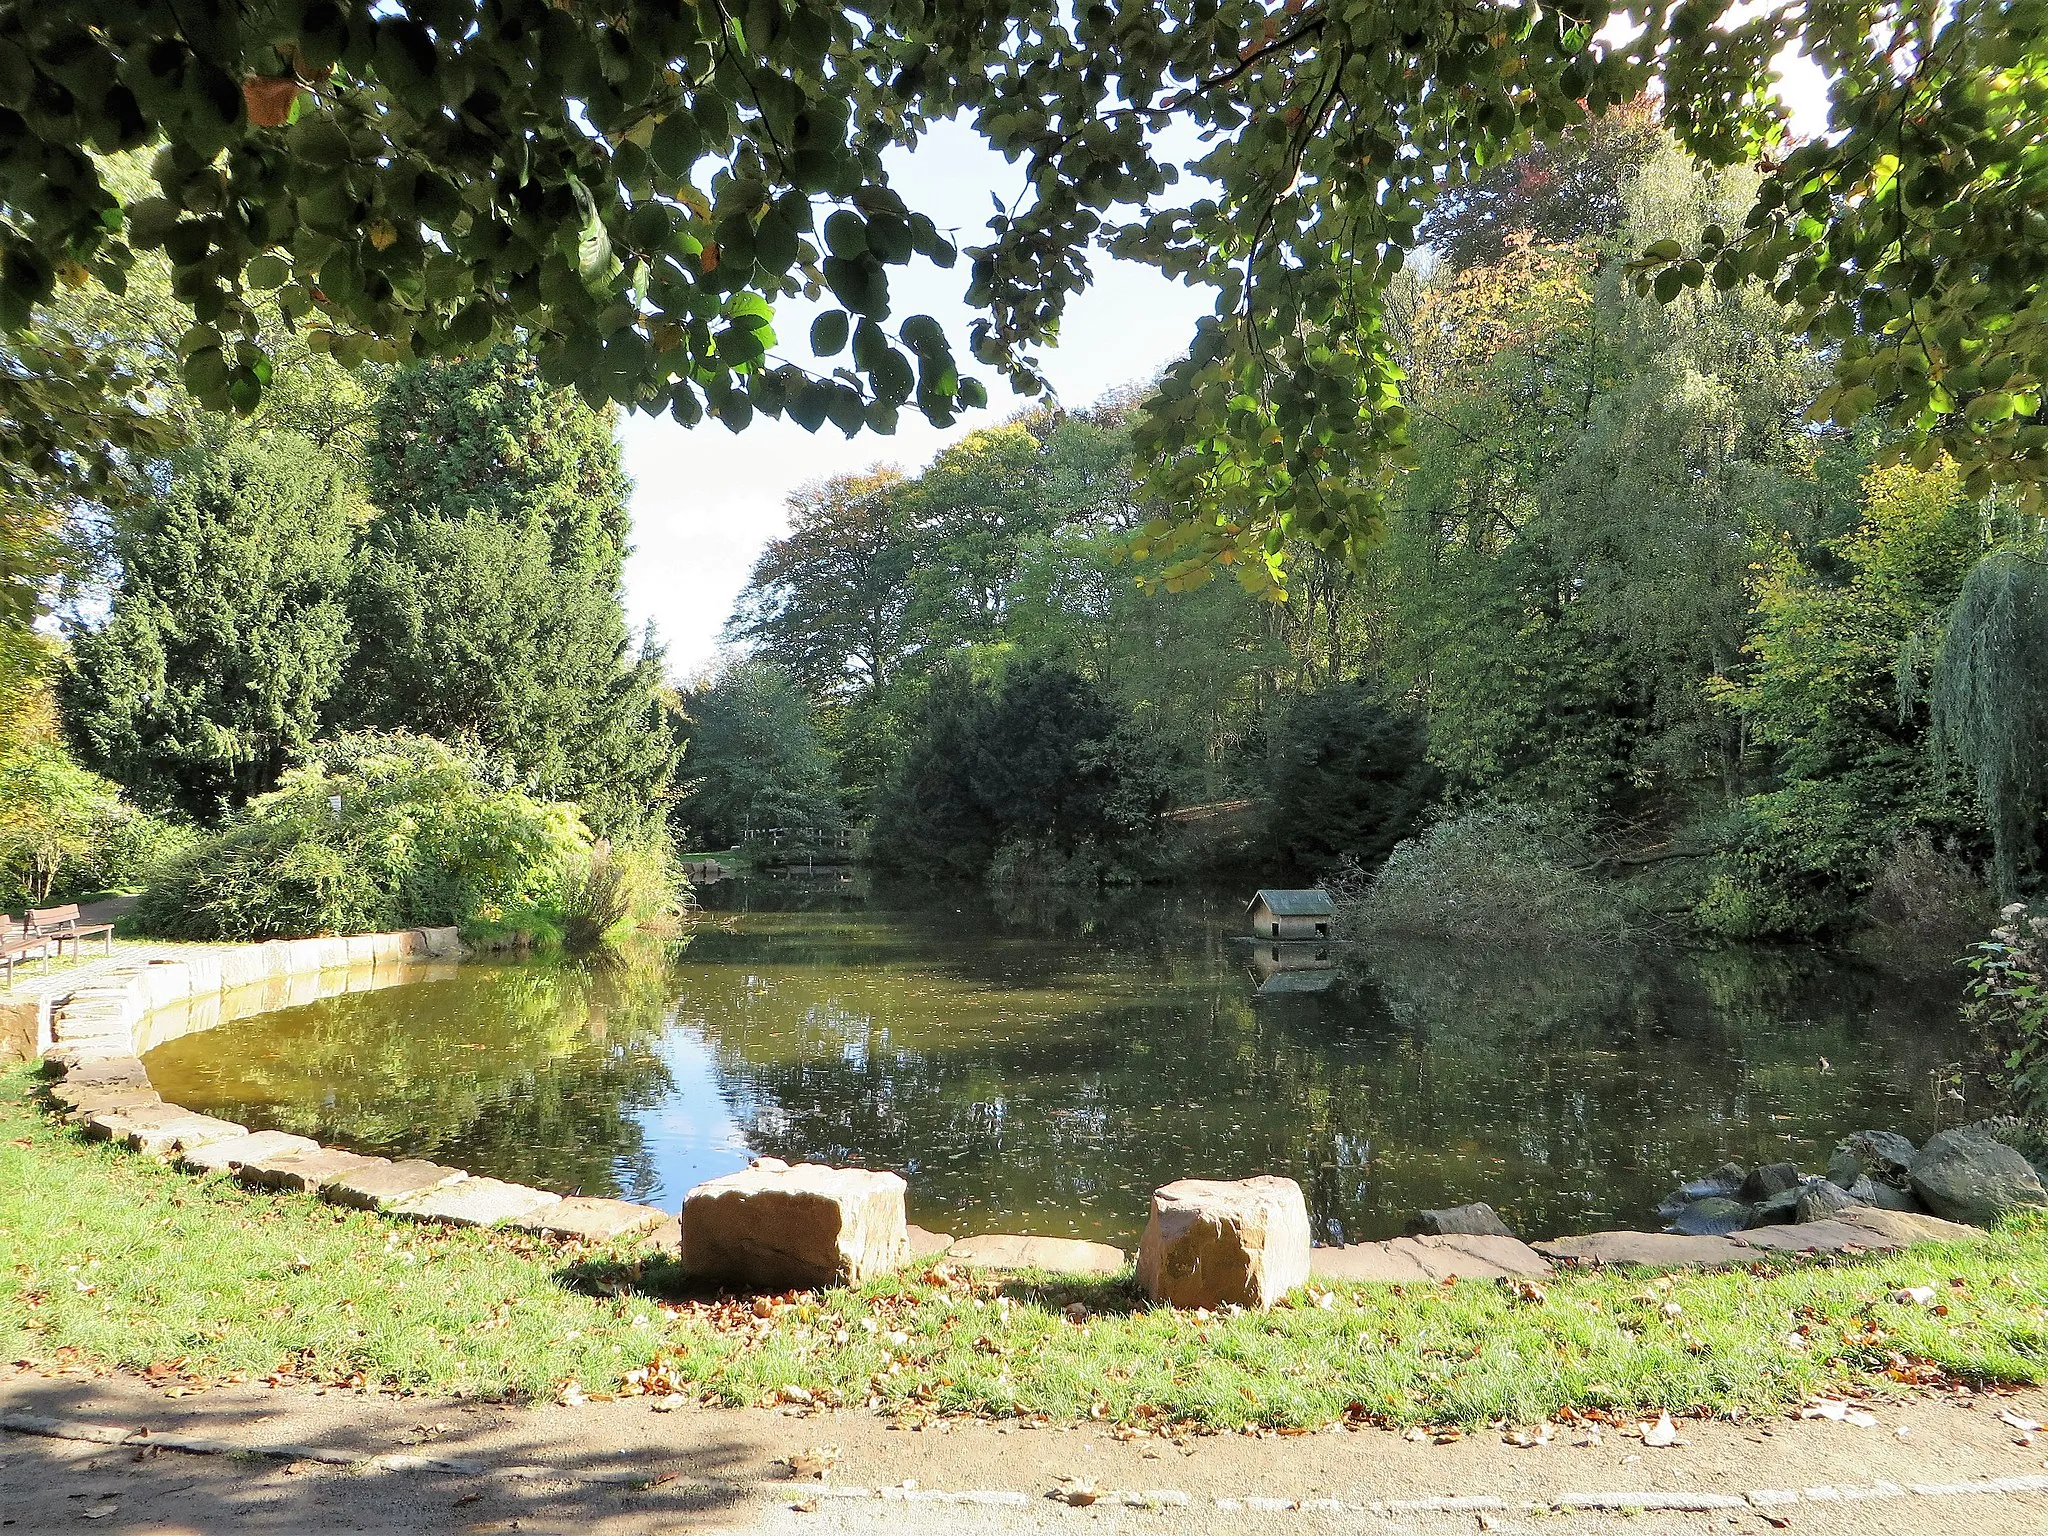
[145,957,680,1200]
[689,910,1971,1245]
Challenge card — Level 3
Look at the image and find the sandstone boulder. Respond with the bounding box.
[681,1163,908,1289]
[1411,1201,1516,1238]
[1910,1127,2048,1227]
[1136,1175,1310,1310]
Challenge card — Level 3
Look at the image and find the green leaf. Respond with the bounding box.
[245,253,290,291]
[650,112,703,180]
[810,310,850,357]
[823,211,867,259]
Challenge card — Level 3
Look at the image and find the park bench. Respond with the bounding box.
[1,918,52,986]
[27,903,116,961]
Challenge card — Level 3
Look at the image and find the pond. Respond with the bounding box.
[143,881,1985,1247]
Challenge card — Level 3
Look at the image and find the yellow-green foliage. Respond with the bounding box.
[129,730,588,941]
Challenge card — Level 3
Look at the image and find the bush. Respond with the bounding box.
[129,731,593,942]
[1340,802,1635,944]
[1962,903,2048,1125]
[1267,681,1438,873]
[1692,779,1885,939]
[869,662,1172,881]
[555,833,688,951]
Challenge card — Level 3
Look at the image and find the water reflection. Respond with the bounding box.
[144,881,1981,1244]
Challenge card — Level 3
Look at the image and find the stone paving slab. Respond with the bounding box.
[1399,1233,1553,1279]
[1733,1217,1898,1254]
[1309,1241,1436,1283]
[78,1100,201,1143]
[58,1087,163,1122]
[508,1197,669,1242]
[1838,1207,1983,1245]
[906,1224,954,1261]
[179,1129,321,1176]
[1533,1231,1757,1267]
[392,1176,559,1229]
[944,1233,1127,1275]
[322,1158,467,1211]
[124,1111,248,1158]
[238,1146,390,1194]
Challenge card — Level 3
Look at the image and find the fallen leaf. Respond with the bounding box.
[1052,1479,1098,1507]
[80,1504,118,1521]
[1641,1412,1682,1448]
[786,1446,840,1479]
[2000,1410,2044,1433]
[779,1385,815,1407]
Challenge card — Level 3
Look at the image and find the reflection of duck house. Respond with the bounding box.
[1249,940,1337,995]
[1246,888,1335,941]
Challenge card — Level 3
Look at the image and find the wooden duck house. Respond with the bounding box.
[1246,889,1335,941]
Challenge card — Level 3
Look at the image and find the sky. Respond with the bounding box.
[621,52,1832,682]
[618,119,1216,681]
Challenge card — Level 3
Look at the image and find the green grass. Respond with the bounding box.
[5,1062,2048,1426]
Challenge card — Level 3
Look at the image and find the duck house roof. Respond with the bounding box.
[1247,889,1336,918]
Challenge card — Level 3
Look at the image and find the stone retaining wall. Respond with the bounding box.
[2,925,463,1064]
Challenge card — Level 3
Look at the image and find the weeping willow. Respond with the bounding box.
[1931,550,2048,897]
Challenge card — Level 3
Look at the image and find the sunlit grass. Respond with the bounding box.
[5,1063,2047,1426]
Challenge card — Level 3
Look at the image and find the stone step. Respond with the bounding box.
[393,1177,560,1229]
[179,1130,321,1177]
[238,1146,389,1195]
[320,1158,467,1212]
[509,1197,670,1243]
[1310,1234,1552,1283]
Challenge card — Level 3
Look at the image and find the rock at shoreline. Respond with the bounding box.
[1742,1162,1802,1201]
[681,1163,909,1289]
[1830,1130,1917,1188]
[1667,1196,1751,1236]
[1411,1202,1516,1239]
[1794,1178,1860,1223]
[1136,1175,1311,1310]
[1910,1127,2048,1227]
[1656,1163,1747,1219]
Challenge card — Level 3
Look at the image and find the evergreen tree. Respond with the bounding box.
[61,433,355,819]
[677,659,845,849]
[340,347,675,831]
[1269,683,1439,874]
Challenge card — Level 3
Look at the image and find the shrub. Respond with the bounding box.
[1692,779,1884,939]
[1962,903,2048,1125]
[1267,681,1439,873]
[1340,802,1635,944]
[556,833,688,951]
[129,731,592,941]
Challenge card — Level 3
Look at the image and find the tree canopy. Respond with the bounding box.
[5,1,2041,594]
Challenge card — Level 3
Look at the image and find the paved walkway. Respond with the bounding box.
[0,899,213,1007]
[4,1364,2046,1533]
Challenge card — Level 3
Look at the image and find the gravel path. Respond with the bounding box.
[5,1363,2047,1534]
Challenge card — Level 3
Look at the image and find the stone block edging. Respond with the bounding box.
[7,924,466,1064]
[15,926,1991,1291]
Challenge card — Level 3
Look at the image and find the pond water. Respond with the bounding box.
[143,882,1985,1246]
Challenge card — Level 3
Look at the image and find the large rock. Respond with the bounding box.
[1794,1178,1860,1223]
[511,1198,669,1243]
[1742,1162,1803,1200]
[1910,1127,2048,1227]
[681,1163,908,1289]
[1667,1196,1751,1236]
[1831,1130,1917,1188]
[1411,1202,1515,1238]
[1656,1163,1746,1219]
[1135,1176,1310,1310]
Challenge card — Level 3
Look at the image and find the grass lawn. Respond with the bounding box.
[5,1062,2048,1428]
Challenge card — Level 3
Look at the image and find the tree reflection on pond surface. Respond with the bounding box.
[144,880,1979,1244]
